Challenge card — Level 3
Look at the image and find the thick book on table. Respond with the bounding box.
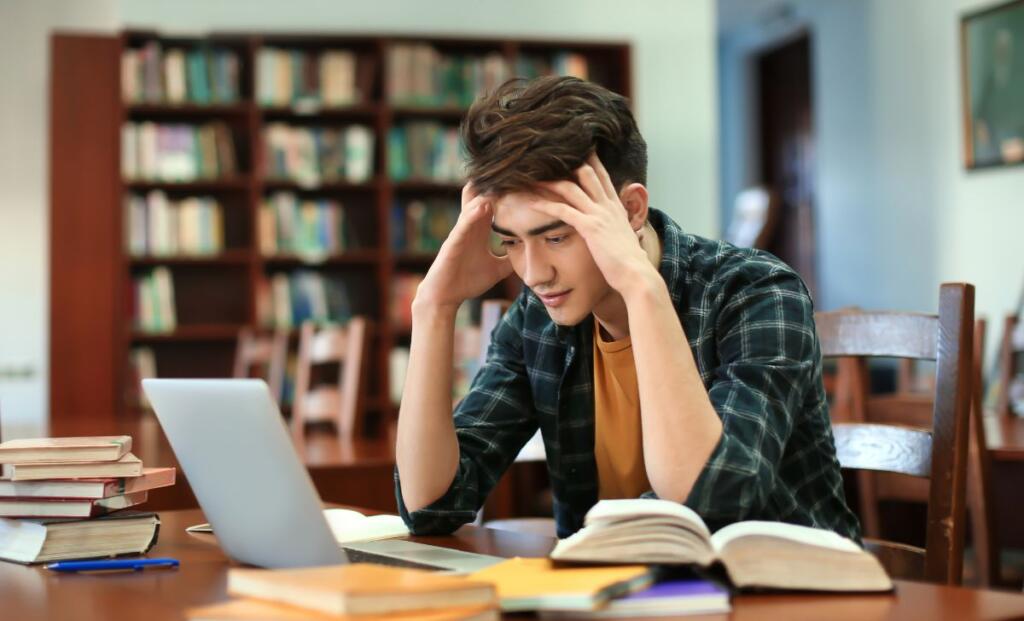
[0,467,176,499]
[0,510,160,564]
[9,453,144,481]
[0,491,148,518]
[550,499,891,593]
[227,564,497,616]
[468,557,652,612]
[188,598,498,621]
[0,435,132,464]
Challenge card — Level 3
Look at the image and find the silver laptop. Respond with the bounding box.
[143,378,502,572]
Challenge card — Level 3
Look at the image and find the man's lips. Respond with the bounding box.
[536,290,571,307]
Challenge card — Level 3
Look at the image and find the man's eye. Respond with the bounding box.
[500,239,518,247]
[546,235,567,245]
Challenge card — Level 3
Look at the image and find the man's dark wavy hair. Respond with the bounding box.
[461,76,647,195]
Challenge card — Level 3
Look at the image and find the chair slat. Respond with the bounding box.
[817,312,937,359]
[833,423,933,477]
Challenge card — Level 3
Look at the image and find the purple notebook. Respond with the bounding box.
[621,578,728,602]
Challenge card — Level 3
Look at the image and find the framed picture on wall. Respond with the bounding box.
[961,0,1024,169]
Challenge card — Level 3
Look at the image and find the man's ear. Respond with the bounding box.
[619,183,649,230]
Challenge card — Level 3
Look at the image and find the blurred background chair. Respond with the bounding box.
[292,318,370,437]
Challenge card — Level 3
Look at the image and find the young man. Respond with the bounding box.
[395,76,860,541]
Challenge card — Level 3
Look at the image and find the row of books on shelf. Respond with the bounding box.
[0,435,175,564]
[122,121,238,182]
[516,52,591,81]
[122,41,241,105]
[121,38,595,109]
[256,47,371,108]
[386,43,510,108]
[133,267,177,333]
[256,271,354,330]
[258,192,351,257]
[388,122,464,183]
[125,191,224,256]
[392,198,459,252]
[263,123,374,185]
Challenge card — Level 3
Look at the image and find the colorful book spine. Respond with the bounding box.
[263,124,374,184]
[386,43,510,107]
[387,122,464,182]
[257,272,353,329]
[125,191,225,256]
[133,267,177,333]
[122,122,238,181]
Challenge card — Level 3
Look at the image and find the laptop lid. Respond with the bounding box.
[143,378,346,568]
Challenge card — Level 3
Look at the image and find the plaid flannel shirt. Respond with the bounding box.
[395,208,861,541]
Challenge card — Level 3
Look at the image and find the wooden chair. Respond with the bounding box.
[832,319,999,586]
[816,282,975,585]
[292,318,370,437]
[995,313,1023,418]
[232,327,289,406]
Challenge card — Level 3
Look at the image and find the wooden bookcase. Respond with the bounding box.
[50,30,631,428]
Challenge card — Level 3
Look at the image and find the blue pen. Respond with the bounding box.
[45,558,180,573]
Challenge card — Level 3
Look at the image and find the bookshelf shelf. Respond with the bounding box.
[394,252,439,267]
[50,31,631,426]
[260,251,381,267]
[125,179,252,192]
[129,251,252,267]
[130,324,244,343]
[259,104,381,120]
[390,106,469,120]
[392,180,464,193]
[261,178,381,192]
[126,103,252,118]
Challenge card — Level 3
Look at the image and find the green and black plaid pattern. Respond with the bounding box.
[395,208,861,542]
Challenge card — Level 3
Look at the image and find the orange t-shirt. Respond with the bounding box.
[592,323,650,499]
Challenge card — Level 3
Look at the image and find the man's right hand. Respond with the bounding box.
[413,183,513,312]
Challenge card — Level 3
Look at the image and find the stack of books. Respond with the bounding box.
[0,435,175,564]
[187,564,499,621]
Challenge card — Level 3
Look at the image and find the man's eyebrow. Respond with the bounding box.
[490,220,568,237]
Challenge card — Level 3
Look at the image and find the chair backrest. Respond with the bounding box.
[995,313,1023,418]
[232,328,288,405]
[292,317,369,437]
[816,282,975,585]
[831,318,998,586]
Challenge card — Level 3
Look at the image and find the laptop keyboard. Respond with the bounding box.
[341,546,443,571]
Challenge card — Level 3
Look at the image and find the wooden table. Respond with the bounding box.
[4,509,1024,621]
[986,415,1024,552]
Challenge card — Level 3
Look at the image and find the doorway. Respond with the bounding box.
[756,33,817,296]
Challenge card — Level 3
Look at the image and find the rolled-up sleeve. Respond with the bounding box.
[395,296,539,535]
[683,268,817,526]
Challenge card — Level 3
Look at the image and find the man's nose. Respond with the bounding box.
[522,244,555,290]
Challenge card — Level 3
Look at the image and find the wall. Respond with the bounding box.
[0,0,718,430]
[719,0,1024,369]
[0,0,119,436]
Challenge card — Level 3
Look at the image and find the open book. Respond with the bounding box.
[187,508,409,544]
[550,499,892,592]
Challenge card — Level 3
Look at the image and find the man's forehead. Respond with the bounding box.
[491,194,570,236]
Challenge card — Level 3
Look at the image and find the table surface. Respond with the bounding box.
[986,415,1024,461]
[4,508,1024,621]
